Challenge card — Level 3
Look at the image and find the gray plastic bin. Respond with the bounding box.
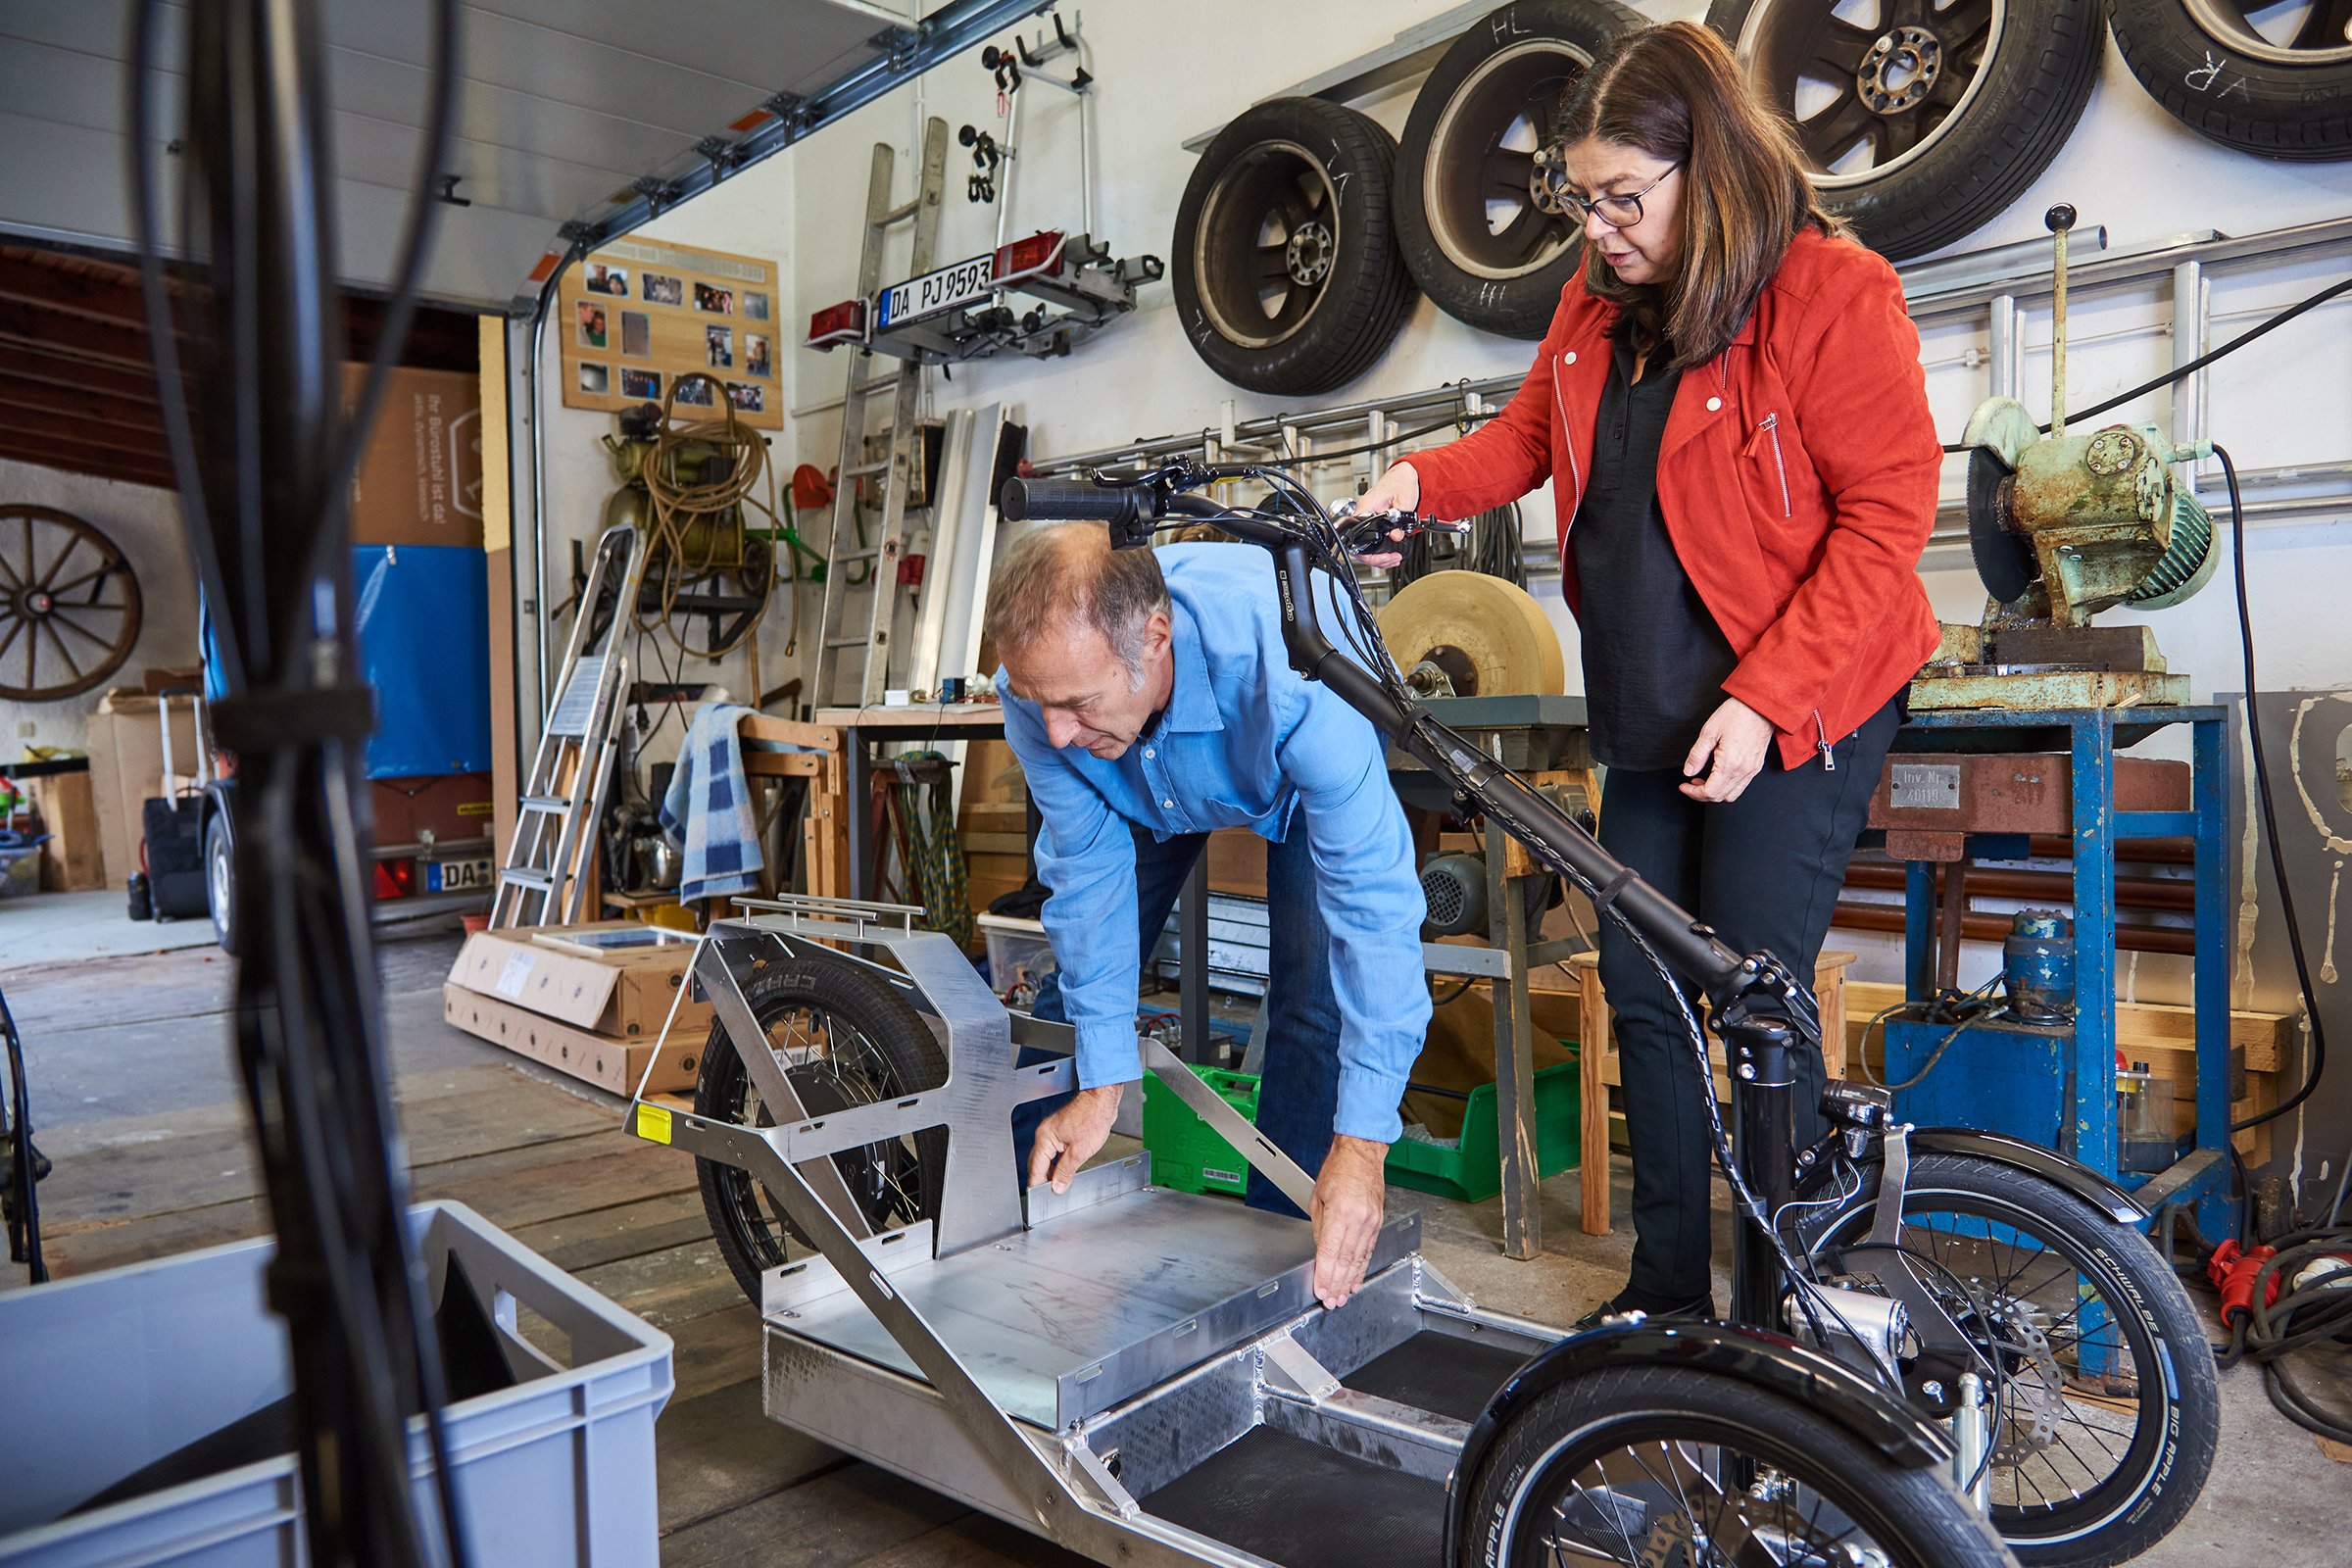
[0,1201,673,1567]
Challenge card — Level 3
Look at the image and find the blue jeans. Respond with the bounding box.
[1014,822,1344,1219]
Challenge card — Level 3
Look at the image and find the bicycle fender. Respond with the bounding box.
[1906,1127,2147,1225]
[1443,1319,1950,1568]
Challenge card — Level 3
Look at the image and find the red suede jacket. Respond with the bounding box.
[1405,229,1941,771]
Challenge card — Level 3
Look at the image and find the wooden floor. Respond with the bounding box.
[4,930,2341,1566]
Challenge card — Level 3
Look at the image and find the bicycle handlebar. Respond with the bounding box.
[998,475,1156,529]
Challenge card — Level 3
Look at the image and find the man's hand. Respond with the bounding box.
[1309,1135,1390,1308]
[1028,1084,1123,1194]
[1680,697,1774,804]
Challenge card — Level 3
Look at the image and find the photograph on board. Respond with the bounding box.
[584,262,628,297]
[673,374,714,407]
[620,368,662,400]
[705,324,733,368]
[744,292,770,321]
[621,311,651,357]
[744,334,771,378]
[576,302,608,349]
[642,272,684,306]
[693,281,735,315]
[577,362,610,395]
[726,382,764,415]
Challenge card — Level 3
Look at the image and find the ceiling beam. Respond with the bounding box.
[0,383,168,433]
[0,300,157,371]
[0,347,164,405]
[0,252,164,332]
[0,435,177,491]
[0,402,170,463]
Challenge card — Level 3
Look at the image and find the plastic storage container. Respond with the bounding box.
[1141,1056,1581,1204]
[0,840,43,899]
[0,1200,673,1567]
[976,912,1054,1002]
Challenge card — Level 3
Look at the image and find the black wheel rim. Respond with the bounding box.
[1424,40,1595,281]
[1505,1413,1929,1564]
[1194,139,1342,350]
[709,996,928,1273]
[0,505,144,702]
[1809,1184,2166,1541]
[2183,0,2352,64]
[1736,0,2006,185]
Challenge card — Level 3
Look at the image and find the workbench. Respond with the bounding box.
[1880,705,2236,1244]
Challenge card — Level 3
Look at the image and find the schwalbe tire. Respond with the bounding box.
[1456,1363,2015,1568]
[2111,0,2352,161]
[1707,0,2107,260]
[1171,97,1416,395]
[1394,0,1646,339]
[693,952,948,1310]
[1794,1151,2220,1566]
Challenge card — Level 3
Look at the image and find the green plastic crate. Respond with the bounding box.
[1140,1064,1261,1196]
[1386,1059,1582,1202]
[1138,1054,1580,1204]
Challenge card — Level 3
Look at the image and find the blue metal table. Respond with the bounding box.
[1883,706,2236,1243]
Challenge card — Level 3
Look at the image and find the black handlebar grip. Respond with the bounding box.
[999,476,1152,527]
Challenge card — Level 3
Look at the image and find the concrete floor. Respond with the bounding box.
[0,887,220,967]
[3,935,2344,1564]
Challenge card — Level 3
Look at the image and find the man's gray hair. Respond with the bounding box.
[984,522,1171,683]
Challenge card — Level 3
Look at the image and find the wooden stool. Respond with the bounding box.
[1572,948,1853,1236]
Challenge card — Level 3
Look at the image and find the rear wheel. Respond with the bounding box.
[1457,1364,2014,1567]
[694,953,947,1308]
[1795,1152,2219,1565]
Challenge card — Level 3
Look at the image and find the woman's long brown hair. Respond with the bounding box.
[1557,21,1847,368]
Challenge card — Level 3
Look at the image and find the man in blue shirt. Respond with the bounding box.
[987,524,1431,1308]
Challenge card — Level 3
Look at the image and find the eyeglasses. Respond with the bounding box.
[1548,162,1679,229]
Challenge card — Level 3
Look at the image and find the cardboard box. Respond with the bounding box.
[443,983,698,1096]
[344,364,485,549]
[446,921,711,1040]
[371,772,497,851]
[24,769,104,892]
[82,689,203,889]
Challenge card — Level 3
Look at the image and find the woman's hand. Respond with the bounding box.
[1680,697,1774,803]
[1345,463,1423,568]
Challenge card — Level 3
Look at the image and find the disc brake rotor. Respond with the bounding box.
[1992,1298,2069,1463]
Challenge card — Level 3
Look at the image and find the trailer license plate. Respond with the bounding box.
[426,856,493,893]
[876,254,995,328]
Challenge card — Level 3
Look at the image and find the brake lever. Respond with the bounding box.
[1331,500,1469,556]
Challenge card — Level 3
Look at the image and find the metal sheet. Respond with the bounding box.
[782,1188,1418,1428]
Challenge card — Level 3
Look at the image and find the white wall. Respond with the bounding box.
[0,460,198,754]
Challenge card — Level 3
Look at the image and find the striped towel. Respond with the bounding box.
[661,702,760,904]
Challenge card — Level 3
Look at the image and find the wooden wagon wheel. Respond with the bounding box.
[0,505,145,702]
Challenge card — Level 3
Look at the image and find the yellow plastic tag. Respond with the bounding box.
[636,1103,673,1145]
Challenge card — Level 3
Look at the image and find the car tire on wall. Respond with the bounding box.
[1171,97,1415,395]
[1395,0,1646,339]
[1707,0,2106,261]
[2111,0,2352,160]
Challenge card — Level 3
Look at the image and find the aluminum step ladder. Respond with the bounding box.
[812,117,950,710]
[492,522,647,929]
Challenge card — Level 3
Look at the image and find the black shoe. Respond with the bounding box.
[1570,1286,1716,1333]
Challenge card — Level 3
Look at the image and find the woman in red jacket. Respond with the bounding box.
[1356,21,1940,1325]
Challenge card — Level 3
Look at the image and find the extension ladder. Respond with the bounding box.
[811,118,951,710]
[492,523,647,928]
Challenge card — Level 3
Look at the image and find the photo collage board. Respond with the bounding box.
[557,236,782,430]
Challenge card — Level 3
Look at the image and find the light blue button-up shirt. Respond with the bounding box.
[994,543,1430,1144]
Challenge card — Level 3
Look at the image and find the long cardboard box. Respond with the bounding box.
[83,689,203,889]
[442,983,697,1096]
[446,921,711,1039]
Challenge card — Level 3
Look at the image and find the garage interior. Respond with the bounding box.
[2,1,2351,1565]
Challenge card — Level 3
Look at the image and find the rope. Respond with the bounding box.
[638,372,776,657]
[869,751,974,949]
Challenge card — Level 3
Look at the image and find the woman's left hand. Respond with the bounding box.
[1681,697,1774,803]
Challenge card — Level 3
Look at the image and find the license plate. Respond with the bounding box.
[425,856,494,893]
[876,253,996,329]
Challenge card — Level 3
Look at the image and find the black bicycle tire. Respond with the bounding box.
[2110,0,2352,161]
[1457,1363,2015,1567]
[1795,1152,2220,1566]
[1706,0,2106,261]
[1394,0,1646,338]
[693,953,948,1309]
[1171,97,1416,395]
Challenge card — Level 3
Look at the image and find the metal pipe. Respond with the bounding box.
[1986,293,2021,403]
[522,247,579,742]
[2171,259,2209,481]
[1034,373,1521,473]
[2048,208,2075,438]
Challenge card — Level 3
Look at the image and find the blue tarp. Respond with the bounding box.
[203,546,492,778]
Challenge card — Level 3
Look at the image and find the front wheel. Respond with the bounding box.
[1456,1364,2015,1567]
[1794,1152,2219,1566]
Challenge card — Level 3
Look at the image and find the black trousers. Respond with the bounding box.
[1595,699,1900,1302]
